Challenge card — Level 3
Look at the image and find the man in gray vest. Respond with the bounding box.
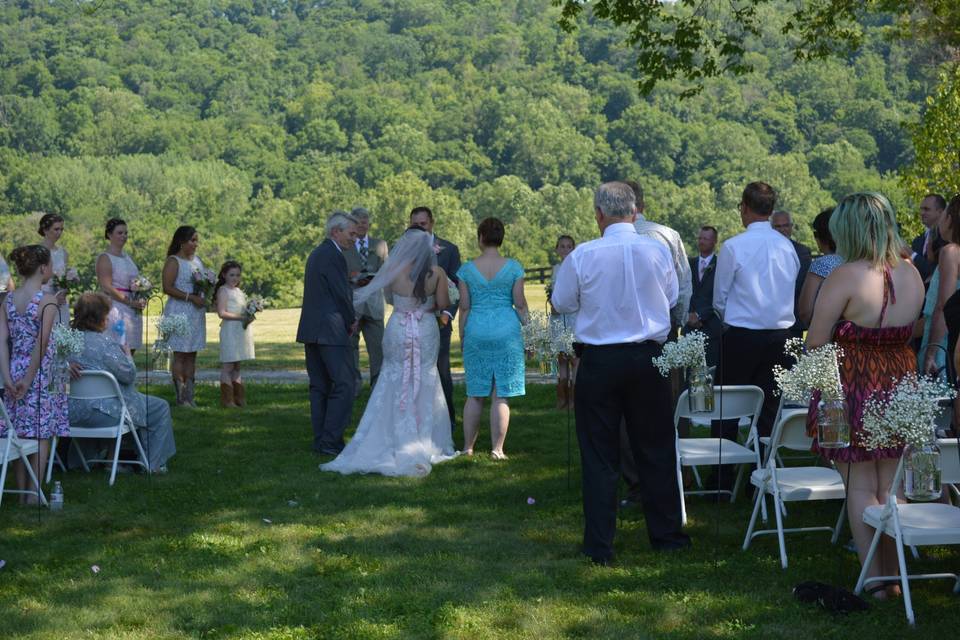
[344,207,389,393]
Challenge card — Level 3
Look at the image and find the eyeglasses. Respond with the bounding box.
[772,223,794,230]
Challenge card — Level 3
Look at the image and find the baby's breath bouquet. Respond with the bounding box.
[772,338,844,404]
[548,317,576,358]
[652,331,708,377]
[242,294,266,329]
[49,324,83,391]
[861,373,955,450]
[152,314,190,369]
[522,310,567,373]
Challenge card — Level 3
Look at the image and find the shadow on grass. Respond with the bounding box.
[1,385,959,638]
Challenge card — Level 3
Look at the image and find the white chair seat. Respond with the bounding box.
[679,438,755,466]
[751,467,845,501]
[863,503,960,546]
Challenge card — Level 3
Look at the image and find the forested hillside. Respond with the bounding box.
[0,0,940,305]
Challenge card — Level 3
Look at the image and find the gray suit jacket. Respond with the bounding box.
[296,239,355,346]
[344,236,388,320]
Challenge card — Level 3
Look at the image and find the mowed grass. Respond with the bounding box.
[2,383,959,638]
[188,283,551,371]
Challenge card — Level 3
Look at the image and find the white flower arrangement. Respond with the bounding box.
[243,294,267,329]
[522,309,573,364]
[652,331,708,377]
[772,338,843,403]
[447,280,460,306]
[151,314,190,368]
[51,324,84,359]
[861,372,956,450]
[549,318,576,358]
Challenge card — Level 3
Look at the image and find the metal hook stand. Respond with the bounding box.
[140,291,170,492]
[30,301,64,523]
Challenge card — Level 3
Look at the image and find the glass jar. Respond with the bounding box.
[817,398,851,449]
[904,432,941,502]
[48,357,71,393]
[151,343,171,372]
[687,366,715,414]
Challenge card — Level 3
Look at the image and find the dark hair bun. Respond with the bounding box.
[105,218,127,239]
[9,245,51,278]
[38,213,64,237]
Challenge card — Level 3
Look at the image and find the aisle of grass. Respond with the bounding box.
[1,384,958,638]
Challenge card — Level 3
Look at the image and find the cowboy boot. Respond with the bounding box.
[232,381,246,407]
[184,379,197,408]
[556,379,567,410]
[220,383,236,408]
[173,378,187,406]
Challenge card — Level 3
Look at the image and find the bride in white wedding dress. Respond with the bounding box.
[320,227,459,477]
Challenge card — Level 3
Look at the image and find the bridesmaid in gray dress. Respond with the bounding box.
[38,213,70,325]
[69,292,175,473]
[97,218,146,353]
[161,226,208,406]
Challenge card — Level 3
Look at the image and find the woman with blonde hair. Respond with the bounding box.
[805,193,924,599]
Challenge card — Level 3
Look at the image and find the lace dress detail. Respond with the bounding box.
[162,256,207,353]
[41,246,70,325]
[321,294,457,477]
[457,259,526,398]
[3,291,69,438]
[102,252,143,349]
[219,287,255,362]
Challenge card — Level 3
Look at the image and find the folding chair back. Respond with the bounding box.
[674,385,764,427]
[69,370,125,402]
[0,400,46,506]
[937,438,960,484]
[768,408,811,454]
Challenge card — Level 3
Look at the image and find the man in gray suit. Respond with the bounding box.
[296,212,359,456]
[410,205,461,429]
[344,207,389,393]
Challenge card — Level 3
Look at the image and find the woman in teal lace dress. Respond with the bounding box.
[457,218,528,459]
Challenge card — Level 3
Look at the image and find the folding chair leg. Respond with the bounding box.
[21,454,47,506]
[128,423,150,473]
[909,545,920,560]
[691,466,703,489]
[731,464,746,503]
[742,488,764,550]
[676,452,687,526]
[894,531,915,626]
[108,433,123,486]
[758,487,768,523]
[72,439,90,472]
[830,498,846,544]
[45,435,58,483]
[773,493,788,569]
[854,526,885,594]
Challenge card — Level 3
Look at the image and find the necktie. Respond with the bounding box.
[359,239,369,272]
[699,258,707,279]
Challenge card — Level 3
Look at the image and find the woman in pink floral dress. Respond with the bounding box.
[0,245,70,504]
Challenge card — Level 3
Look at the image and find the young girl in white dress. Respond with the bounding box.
[215,261,255,408]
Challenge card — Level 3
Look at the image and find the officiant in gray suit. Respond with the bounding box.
[344,207,389,393]
[296,211,359,456]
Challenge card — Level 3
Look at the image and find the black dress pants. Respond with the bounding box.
[437,323,455,428]
[575,342,689,561]
[712,326,792,444]
[305,343,356,452]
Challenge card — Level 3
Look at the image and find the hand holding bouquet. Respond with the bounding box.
[52,267,81,299]
[129,275,153,311]
[192,267,216,306]
[242,294,266,329]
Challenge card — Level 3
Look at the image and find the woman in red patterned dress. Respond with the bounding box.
[806,193,924,599]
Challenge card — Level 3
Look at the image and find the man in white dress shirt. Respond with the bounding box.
[552,182,690,564]
[712,182,800,479]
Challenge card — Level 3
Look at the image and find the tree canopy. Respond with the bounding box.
[0,0,940,305]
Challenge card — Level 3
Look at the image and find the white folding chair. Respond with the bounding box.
[674,385,764,525]
[46,370,149,486]
[854,439,960,626]
[0,401,47,507]
[742,406,846,568]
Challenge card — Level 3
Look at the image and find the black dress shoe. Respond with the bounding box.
[588,555,612,567]
[651,537,692,552]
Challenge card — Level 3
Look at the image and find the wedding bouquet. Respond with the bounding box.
[152,314,190,369]
[191,267,217,305]
[129,275,153,310]
[51,266,81,298]
[772,338,844,404]
[242,294,266,329]
[652,331,708,377]
[861,373,956,450]
[447,280,460,306]
[548,318,575,358]
[48,324,83,391]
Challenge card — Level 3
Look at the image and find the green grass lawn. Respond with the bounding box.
[189,283,551,372]
[2,384,958,638]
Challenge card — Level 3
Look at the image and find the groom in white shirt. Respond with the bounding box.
[552,181,690,564]
[712,182,799,485]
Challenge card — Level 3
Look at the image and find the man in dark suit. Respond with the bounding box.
[410,206,461,430]
[684,225,720,367]
[296,211,359,456]
[771,210,811,338]
[911,194,947,286]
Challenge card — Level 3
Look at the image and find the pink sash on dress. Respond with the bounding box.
[398,309,424,421]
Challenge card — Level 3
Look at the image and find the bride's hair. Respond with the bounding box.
[355,227,436,307]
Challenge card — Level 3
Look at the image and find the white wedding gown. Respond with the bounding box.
[320,294,458,477]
